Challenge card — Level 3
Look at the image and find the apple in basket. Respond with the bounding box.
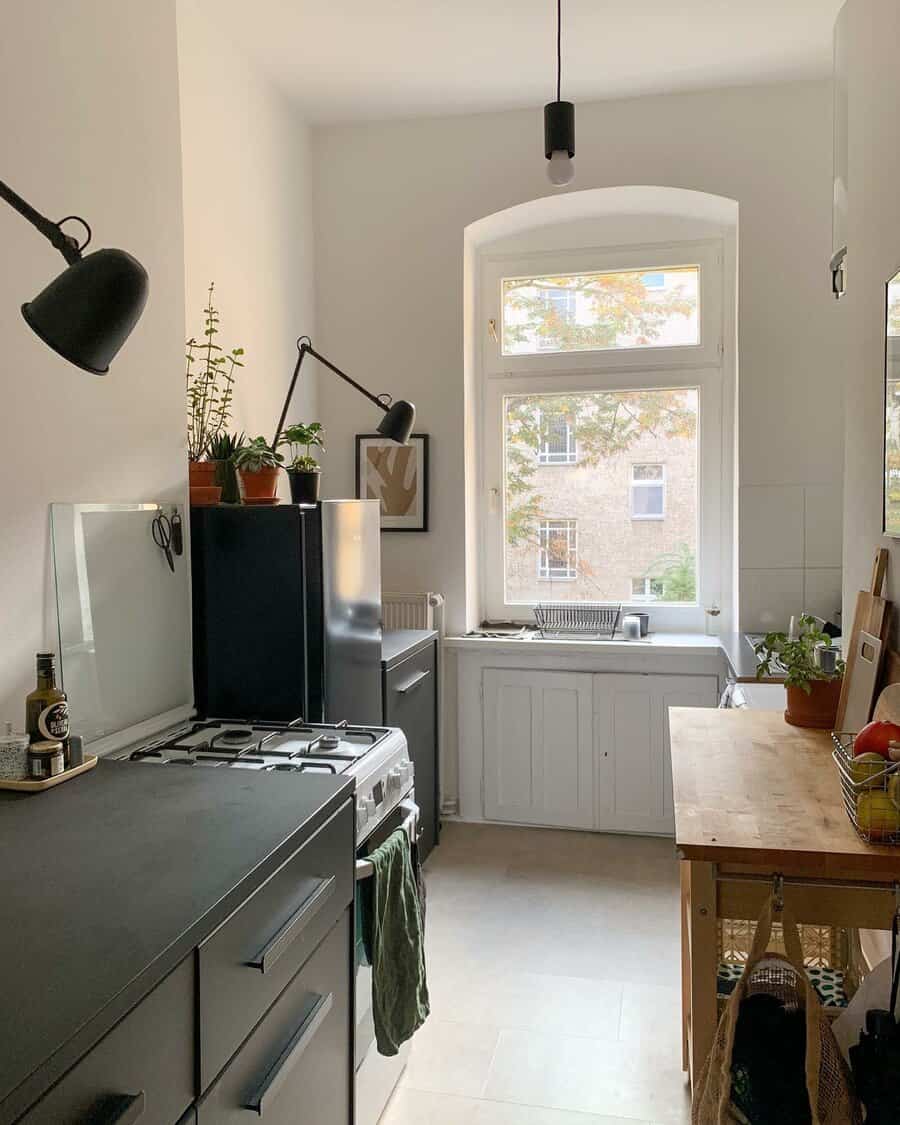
[853,720,900,760]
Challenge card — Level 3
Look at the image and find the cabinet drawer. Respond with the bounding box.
[19,957,194,1125]
[384,645,438,859]
[198,911,352,1125]
[198,801,353,1090]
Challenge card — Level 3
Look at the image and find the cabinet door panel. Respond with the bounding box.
[659,678,720,818]
[483,669,593,828]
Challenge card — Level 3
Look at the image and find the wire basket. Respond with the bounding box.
[831,732,900,845]
[533,603,622,638]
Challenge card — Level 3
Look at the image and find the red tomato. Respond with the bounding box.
[854,720,900,758]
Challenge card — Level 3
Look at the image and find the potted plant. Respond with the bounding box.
[755,615,845,729]
[207,431,246,504]
[280,422,325,506]
[186,282,245,505]
[232,436,284,504]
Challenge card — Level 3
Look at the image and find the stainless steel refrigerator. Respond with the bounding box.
[190,500,383,725]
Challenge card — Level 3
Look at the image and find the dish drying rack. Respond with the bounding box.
[832,731,900,845]
[533,603,622,638]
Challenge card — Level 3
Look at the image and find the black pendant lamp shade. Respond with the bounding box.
[544,99,575,159]
[1,177,148,374]
[22,248,149,375]
[377,398,416,445]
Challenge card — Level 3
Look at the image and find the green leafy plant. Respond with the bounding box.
[186,283,245,461]
[207,431,246,462]
[280,422,325,473]
[754,614,844,693]
[232,436,284,473]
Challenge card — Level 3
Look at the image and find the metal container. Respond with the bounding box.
[622,614,642,641]
[832,732,900,845]
[0,722,29,780]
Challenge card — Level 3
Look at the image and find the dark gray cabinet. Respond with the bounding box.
[18,958,194,1125]
[382,634,439,862]
[197,912,352,1125]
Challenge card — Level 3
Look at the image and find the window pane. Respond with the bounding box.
[504,389,698,604]
[502,266,700,357]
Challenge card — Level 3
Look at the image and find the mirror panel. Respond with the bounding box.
[50,503,192,746]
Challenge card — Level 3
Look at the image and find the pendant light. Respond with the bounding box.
[544,0,575,186]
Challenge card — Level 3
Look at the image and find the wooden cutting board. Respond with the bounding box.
[835,548,891,731]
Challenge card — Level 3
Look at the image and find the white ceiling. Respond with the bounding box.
[211,0,844,124]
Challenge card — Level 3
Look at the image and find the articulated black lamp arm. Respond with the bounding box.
[272,338,388,448]
[0,178,87,266]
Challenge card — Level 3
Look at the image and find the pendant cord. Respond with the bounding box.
[556,0,562,102]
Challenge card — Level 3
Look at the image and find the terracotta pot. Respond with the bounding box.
[238,466,281,503]
[189,460,221,506]
[784,678,842,729]
[288,469,321,506]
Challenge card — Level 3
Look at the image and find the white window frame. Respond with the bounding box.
[484,240,723,376]
[536,409,577,465]
[479,239,727,632]
[630,463,666,520]
[537,519,578,580]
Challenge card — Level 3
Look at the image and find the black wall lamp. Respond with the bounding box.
[0,177,148,374]
[272,336,416,450]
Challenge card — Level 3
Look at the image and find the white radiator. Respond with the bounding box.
[382,592,445,632]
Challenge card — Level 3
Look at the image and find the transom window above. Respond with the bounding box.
[631,464,666,520]
[537,411,577,464]
[537,519,578,580]
[502,265,700,357]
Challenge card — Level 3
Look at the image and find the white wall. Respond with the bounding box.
[839,0,900,631]
[177,0,316,471]
[313,81,842,639]
[0,2,186,724]
[313,81,840,808]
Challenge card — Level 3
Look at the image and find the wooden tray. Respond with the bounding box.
[0,755,97,792]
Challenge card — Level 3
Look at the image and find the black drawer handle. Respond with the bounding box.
[394,669,430,694]
[89,1091,146,1125]
[246,876,337,974]
[242,992,333,1115]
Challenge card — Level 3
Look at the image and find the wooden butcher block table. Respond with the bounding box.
[670,707,900,1093]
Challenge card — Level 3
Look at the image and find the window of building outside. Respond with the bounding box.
[538,519,578,579]
[631,464,666,519]
[480,238,725,627]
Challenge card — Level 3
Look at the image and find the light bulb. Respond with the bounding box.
[546,150,575,187]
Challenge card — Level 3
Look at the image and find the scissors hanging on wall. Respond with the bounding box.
[152,508,183,573]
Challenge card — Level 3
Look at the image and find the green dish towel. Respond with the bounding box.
[360,828,430,1056]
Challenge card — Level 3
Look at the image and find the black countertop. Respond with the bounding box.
[381,628,438,668]
[0,759,353,1121]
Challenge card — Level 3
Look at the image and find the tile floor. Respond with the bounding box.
[379,822,691,1125]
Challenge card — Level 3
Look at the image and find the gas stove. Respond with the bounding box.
[117,718,413,843]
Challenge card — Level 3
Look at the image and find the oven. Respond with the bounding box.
[354,795,420,1125]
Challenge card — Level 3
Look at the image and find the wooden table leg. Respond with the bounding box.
[680,862,690,1072]
[687,859,718,1093]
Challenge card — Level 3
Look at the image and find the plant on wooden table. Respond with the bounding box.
[755,615,845,729]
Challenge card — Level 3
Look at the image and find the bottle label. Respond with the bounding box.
[38,702,69,741]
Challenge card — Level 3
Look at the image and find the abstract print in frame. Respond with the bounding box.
[356,433,429,531]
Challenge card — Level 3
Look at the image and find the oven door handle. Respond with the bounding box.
[355,799,419,882]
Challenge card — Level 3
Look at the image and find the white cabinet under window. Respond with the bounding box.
[471,653,720,834]
[483,669,594,828]
[593,673,718,835]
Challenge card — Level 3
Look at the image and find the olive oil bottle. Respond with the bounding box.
[25,653,70,762]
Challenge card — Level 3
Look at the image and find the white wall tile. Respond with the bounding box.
[804,568,843,624]
[739,568,804,632]
[739,486,805,569]
[804,485,843,569]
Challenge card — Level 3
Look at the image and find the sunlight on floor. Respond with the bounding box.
[379,822,691,1125]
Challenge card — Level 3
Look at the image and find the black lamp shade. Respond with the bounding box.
[22,247,149,375]
[544,100,575,158]
[378,399,416,445]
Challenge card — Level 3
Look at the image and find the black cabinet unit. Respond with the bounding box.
[382,631,440,862]
[191,501,383,724]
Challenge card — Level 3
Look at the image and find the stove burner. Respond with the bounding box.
[318,734,341,751]
[218,728,254,745]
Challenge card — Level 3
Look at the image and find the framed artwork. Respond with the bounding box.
[356,433,429,532]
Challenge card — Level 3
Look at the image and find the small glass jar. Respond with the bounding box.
[0,722,30,780]
[28,739,65,781]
